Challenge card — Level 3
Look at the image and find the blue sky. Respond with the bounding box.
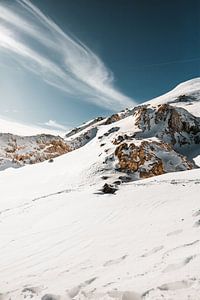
[0,0,199,131]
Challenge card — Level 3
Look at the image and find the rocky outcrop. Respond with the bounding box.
[114,140,194,179]
[105,113,121,125]
[0,133,71,170]
[169,94,198,104]
[65,117,104,138]
[134,104,200,150]
[67,127,98,150]
[95,101,199,182]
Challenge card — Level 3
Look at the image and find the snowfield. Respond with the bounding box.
[0,78,200,300]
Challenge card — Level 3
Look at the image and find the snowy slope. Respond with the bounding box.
[0,78,200,299]
[65,78,200,153]
[145,78,200,117]
[0,138,200,300]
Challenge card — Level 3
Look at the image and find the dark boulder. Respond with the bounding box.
[102,183,117,194]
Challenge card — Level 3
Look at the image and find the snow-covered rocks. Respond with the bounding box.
[114,140,194,179]
[134,103,200,150]
[63,78,200,183]
[0,133,71,170]
[97,104,199,182]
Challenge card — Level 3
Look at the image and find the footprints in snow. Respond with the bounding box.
[19,277,98,300]
[142,278,199,299]
[162,239,199,260]
[140,236,199,276]
[19,285,45,299]
[193,208,200,227]
[161,239,199,273]
[9,208,200,300]
[107,290,142,300]
[163,255,197,273]
[166,229,183,236]
[193,209,200,217]
[158,279,194,291]
[66,277,98,299]
[194,219,200,227]
[41,294,61,300]
[141,246,164,258]
[103,255,128,267]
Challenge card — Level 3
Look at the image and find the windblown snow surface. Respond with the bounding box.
[1,78,200,300]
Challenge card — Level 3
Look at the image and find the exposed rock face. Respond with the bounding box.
[65,117,104,138]
[114,140,193,179]
[134,104,200,150]
[67,127,98,150]
[91,102,200,182]
[0,133,71,170]
[169,94,198,104]
[105,114,121,125]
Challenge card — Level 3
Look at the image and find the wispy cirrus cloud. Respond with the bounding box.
[43,119,68,131]
[0,0,134,110]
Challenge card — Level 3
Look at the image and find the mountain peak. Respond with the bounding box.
[144,77,200,117]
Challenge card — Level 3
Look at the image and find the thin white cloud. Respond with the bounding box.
[0,0,135,110]
[44,120,67,131]
[0,115,65,136]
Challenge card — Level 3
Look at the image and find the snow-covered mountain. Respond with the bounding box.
[64,78,200,184]
[1,78,199,178]
[0,78,200,300]
[146,78,200,117]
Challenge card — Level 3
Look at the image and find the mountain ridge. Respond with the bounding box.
[1,78,199,186]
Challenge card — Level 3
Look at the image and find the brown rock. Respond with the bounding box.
[105,114,121,125]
